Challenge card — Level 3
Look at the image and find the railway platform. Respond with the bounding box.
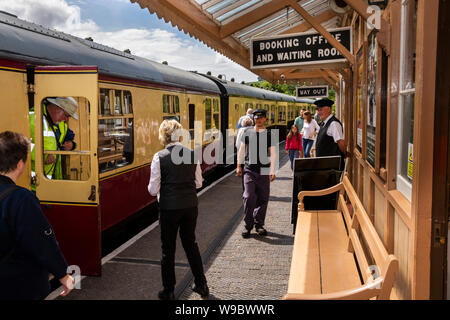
[48,148,294,301]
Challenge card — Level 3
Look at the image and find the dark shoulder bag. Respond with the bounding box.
[0,185,20,265]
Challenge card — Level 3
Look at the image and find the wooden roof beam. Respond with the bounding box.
[342,0,389,51]
[219,0,292,38]
[281,9,337,35]
[287,0,355,66]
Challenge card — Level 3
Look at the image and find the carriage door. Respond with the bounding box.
[33,66,100,275]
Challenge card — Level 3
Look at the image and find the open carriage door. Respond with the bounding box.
[33,66,101,276]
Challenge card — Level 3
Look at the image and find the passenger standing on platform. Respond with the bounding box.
[285,125,303,170]
[148,120,209,300]
[235,117,254,151]
[236,108,253,129]
[294,108,306,133]
[314,98,350,169]
[300,111,320,158]
[0,131,74,300]
[236,109,277,238]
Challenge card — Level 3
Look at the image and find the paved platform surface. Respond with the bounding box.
[180,154,294,300]
[50,144,295,300]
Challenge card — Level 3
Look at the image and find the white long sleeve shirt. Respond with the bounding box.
[147,142,203,199]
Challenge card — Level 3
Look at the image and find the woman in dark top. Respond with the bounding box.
[148,120,209,300]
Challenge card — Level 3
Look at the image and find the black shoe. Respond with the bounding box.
[241,228,251,238]
[192,283,209,299]
[158,288,175,300]
[255,226,267,236]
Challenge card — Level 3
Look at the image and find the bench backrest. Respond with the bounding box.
[338,174,398,300]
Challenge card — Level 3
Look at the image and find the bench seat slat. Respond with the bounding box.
[318,211,362,293]
[287,211,321,294]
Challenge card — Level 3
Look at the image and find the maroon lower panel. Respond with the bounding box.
[42,204,101,276]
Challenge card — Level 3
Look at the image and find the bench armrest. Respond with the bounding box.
[282,277,383,300]
[298,182,344,210]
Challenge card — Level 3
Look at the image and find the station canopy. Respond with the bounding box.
[131,0,363,86]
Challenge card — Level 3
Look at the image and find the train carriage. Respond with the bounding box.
[0,11,309,276]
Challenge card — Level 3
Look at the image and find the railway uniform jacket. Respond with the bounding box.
[0,175,68,300]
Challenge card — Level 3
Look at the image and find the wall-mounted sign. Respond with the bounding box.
[250,27,352,69]
[296,85,328,99]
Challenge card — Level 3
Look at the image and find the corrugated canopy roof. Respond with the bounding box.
[131,0,358,87]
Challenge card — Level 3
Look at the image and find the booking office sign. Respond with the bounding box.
[250,27,352,69]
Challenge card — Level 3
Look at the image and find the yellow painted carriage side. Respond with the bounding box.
[97,81,220,179]
[276,101,288,127]
[0,68,31,189]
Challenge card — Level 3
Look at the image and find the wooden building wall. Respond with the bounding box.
[343,0,441,299]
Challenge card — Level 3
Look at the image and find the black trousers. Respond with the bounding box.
[159,206,206,291]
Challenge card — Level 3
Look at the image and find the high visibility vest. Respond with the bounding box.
[30,107,68,187]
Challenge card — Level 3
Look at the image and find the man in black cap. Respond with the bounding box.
[314,98,350,168]
[236,109,277,238]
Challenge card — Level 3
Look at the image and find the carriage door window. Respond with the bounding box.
[37,96,91,181]
[396,0,417,201]
[98,89,134,173]
[271,105,275,124]
[189,104,195,140]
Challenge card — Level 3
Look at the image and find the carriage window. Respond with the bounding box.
[100,89,111,115]
[245,103,253,109]
[163,94,180,122]
[270,105,276,124]
[98,89,134,174]
[114,90,122,115]
[212,99,220,130]
[205,98,212,130]
[35,96,91,182]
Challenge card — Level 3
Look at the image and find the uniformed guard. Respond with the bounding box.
[0,131,74,300]
[236,108,277,238]
[30,97,78,186]
[314,98,350,169]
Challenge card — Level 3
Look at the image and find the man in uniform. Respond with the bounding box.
[236,109,277,238]
[30,97,78,183]
[314,98,350,169]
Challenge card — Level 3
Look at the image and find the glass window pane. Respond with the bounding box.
[123,91,133,114]
[98,118,134,173]
[205,99,212,130]
[399,93,415,182]
[100,89,111,115]
[400,0,417,91]
[114,91,122,115]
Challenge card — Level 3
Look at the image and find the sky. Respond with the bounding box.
[0,0,259,82]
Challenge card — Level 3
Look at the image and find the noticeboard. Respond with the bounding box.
[250,27,352,69]
[296,85,328,99]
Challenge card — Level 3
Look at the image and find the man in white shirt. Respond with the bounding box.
[314,98,350,168]
[236,108,253,129]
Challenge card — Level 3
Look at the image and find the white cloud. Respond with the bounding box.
[0,0,258,82]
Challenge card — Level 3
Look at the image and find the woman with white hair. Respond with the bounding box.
[147,119,209,300]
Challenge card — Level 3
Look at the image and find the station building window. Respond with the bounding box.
[163,94,180,122]
[396,0,417,201]
[98,89,134,173]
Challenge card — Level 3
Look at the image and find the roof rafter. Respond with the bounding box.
[219,0,292,38]
[287,0,355,65]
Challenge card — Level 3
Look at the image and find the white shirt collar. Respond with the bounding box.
[165,141,182,149]
[322,114,334,125]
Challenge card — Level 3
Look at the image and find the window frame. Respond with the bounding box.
[396,0,417,201]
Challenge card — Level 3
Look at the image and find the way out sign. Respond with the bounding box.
[296,85,328,99]
[250,27,352,69]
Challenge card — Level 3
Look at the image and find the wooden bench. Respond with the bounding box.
[282,173,398,300]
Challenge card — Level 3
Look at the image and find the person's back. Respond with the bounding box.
[0,131,73,300]
[158,145,198,211]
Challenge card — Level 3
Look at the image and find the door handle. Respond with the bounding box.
[88,185,96,202]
